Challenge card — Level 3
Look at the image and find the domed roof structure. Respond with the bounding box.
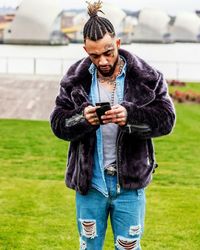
[170,12,200,42]
[133,8,172,43]
[100,3,126,33]
[3,0,68,45]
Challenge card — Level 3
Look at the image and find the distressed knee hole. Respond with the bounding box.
[129,225,141,236]
[79,219,97,239]
[115,236,139,250]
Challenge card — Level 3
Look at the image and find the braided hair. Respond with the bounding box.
[83,0,116,41]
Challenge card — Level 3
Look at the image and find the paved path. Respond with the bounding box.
[0,74,61,121]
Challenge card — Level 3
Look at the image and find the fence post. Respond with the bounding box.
[33,58,36,75]
[6,57,9,74]
[61,58,63,76]
[176,62,179,81]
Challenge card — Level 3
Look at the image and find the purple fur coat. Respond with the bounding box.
[50,49,176,195]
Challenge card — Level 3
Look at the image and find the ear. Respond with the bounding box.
[116,38,121,48]
[83,45,87,53]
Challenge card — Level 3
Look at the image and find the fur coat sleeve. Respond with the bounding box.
[50,57,99,141]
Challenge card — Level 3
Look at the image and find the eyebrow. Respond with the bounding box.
[89,48,114,57]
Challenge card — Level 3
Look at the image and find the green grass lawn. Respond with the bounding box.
[0,103,200,249]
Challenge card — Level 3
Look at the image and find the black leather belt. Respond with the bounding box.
[104,163,117,176]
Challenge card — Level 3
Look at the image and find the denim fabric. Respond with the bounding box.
[88,57,127,196]
[76,173,146,250]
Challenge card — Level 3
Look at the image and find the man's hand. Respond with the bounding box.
[101,104,127,126]
[84,105,100,125]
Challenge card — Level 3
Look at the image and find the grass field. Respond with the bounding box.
[169,82,200,93]
[0,103,200,250]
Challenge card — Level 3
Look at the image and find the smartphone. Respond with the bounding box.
[96,102,111,124]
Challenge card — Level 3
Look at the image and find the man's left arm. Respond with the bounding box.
[120,75,176,138]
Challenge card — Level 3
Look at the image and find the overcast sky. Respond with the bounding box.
[61,0,200,14]
[0,0,199,15]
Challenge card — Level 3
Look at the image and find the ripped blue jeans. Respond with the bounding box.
[76,173,146,250]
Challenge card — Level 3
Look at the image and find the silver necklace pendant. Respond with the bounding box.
[110,82,116,106]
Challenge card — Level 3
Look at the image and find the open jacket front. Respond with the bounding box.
[50,49,176,195]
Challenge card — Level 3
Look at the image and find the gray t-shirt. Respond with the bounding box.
[98,84,118,168]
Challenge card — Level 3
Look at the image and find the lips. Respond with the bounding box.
[98,65,114,77]
[99,66,110,72]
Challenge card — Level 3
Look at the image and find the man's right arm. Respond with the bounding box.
[50,86,99,142]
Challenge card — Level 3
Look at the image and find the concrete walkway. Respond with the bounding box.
[0,74,61,121]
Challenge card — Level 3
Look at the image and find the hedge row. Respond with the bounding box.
[167,80,200,104]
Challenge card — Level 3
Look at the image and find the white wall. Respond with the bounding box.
[1,56,200,81]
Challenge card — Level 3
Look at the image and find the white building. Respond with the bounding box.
[3,0,69,45]
[170,12,200,42]
[133,8,172,43]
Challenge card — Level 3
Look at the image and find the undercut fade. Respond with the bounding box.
[83,0,116,42]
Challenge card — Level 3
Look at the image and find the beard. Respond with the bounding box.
[97,56,119,77]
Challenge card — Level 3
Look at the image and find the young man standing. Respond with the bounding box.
[50,1,175,249]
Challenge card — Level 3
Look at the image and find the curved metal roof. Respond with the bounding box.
[171,12,200,41]
[3,0,63,44]
[138,8,170,33]
[133,8,171,42]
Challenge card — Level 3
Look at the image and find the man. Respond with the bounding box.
[50,1,176,249]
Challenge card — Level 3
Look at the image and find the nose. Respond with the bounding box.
[99,55,108,66]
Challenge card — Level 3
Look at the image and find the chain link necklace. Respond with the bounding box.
[97,58,124,106]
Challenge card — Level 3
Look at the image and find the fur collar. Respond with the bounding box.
[60,48,162,106]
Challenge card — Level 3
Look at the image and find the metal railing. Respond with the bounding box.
[0,56,200,82]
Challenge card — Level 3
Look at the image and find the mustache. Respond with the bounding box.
[98,66,113,77]
[97,56,119,76]
[98,65,111,70]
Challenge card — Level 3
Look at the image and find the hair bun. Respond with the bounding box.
[83,0,115,41]
[86,0,104,18]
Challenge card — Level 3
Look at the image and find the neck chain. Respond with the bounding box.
[97,57,124,106]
